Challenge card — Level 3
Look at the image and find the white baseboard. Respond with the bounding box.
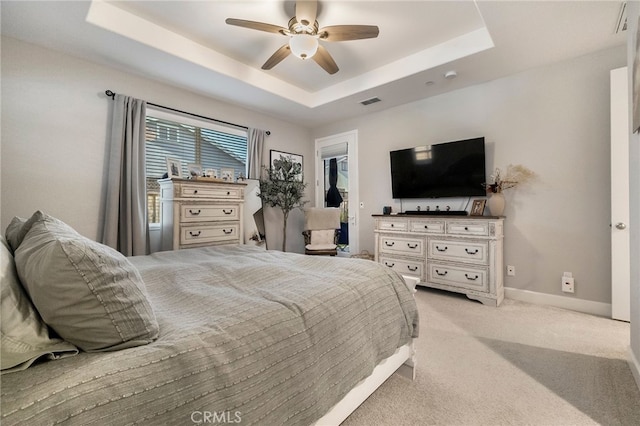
[504,287,612,317]
[629,346,640,392]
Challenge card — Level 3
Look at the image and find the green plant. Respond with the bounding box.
[258,156,307,251]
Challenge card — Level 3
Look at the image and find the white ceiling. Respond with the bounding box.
[1,1,627,128]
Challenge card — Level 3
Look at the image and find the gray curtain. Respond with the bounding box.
[102,94,149,256]
[247,128,266,179]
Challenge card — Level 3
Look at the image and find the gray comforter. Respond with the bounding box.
[1,245,418,425]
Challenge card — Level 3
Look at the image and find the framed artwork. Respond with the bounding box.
[270,149,303,181]
[166,157,183,179]
[470,199,486,216]
[221,168,235,182]
[205,168,218,179]
[187,163,202,179]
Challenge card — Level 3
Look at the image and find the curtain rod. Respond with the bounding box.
[105,90,270,135]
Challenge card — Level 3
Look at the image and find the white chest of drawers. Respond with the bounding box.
[374,215,504,306]
[159,178,245,251]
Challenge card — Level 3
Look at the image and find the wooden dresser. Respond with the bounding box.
[159,178,245,251]
[373,214,504,306]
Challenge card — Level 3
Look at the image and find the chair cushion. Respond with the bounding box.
[305,243,338,251]
[310,229,336,246]
[14,211,159,352]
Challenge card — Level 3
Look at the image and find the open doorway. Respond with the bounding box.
[315,131,359,256]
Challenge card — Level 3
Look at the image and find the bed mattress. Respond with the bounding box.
[1,245,418,425]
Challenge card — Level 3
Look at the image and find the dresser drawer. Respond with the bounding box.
[180,223,240,245]
[379,256,423,279]
[410,220,445,234]
[446,221,489,236]
[427,263,488,292]
[428,239,488,265]
[179,184,242,200]
[377,219,408,232]
[180,204,240,222]
[379,235,425,256]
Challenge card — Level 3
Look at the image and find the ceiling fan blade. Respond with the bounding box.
[225,18,287,35]
[319,25,380,42]
[262,45,292,70]
[295,0,318,27]
[312,45,338,75]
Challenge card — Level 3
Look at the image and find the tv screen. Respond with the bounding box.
[390,137,486,199]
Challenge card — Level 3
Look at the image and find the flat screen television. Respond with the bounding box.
[390,137,486,199]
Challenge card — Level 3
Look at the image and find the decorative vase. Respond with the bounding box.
[488,192,505,216]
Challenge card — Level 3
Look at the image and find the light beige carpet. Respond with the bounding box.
[342,287,640,425]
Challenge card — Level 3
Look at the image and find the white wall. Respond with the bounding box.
[1,36,313,253]
[626,1,640,391]
[312,45,626,306]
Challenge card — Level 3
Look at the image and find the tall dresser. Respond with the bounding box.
[373,214,504,306]
[159,178,246,251]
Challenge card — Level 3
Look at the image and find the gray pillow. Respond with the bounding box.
[5,216,30,253]
[14,211,159,352]
[1,236,78,374]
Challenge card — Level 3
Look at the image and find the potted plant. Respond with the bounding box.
[258,156,307,251]
[483,164,536,215]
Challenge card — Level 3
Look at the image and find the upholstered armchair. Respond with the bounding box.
[302,208,341,256]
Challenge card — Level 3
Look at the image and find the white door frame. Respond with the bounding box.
[315,130,359,255]
[611,67,631,321]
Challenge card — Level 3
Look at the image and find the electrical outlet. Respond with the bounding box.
[507,265,515,276]
[359,202,364,209]
[562,276,575,293]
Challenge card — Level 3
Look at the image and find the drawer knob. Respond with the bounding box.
[464,226,469,231]
[384,241,395,247]
[435,269,448,276]
[384,262,395,268]
[193,190,198,194]
[189,230,202,237]
[390,223,394,227]
[407,266,418,272]
[465,273,479,281]
[424,225,429,229]
[227,191,231,195]
[407,243,418,249]
[465,248,479,255]
[223,229,233,234]
[189,209,201,216]
[223,209,234,215]
[436,245,448,252]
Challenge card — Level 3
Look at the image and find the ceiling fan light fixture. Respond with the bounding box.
[289,34,318,59]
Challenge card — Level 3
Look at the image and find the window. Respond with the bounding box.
[145,109,248,224]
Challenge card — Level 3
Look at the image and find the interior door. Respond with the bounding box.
[611,67,631,322]
[315,131,359,255]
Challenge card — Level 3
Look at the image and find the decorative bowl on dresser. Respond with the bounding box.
[159,178,246,251]
[373,214,504,306]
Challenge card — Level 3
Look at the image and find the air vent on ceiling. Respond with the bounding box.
[616,2,627,33]
[360,97,381,106]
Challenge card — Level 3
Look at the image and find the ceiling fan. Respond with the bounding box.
[225,0,379,75]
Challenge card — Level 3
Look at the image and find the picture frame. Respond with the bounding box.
[166,157,183,179]
[270,149,303,181]
[205,168,218,179]
[470,199,486,216]
[221,168,235,182]
[187,163,202,179]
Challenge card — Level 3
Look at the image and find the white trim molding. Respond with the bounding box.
[504,287,612,317]
[629,346,640,392]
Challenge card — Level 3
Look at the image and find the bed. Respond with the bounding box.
[1,211,419,425]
